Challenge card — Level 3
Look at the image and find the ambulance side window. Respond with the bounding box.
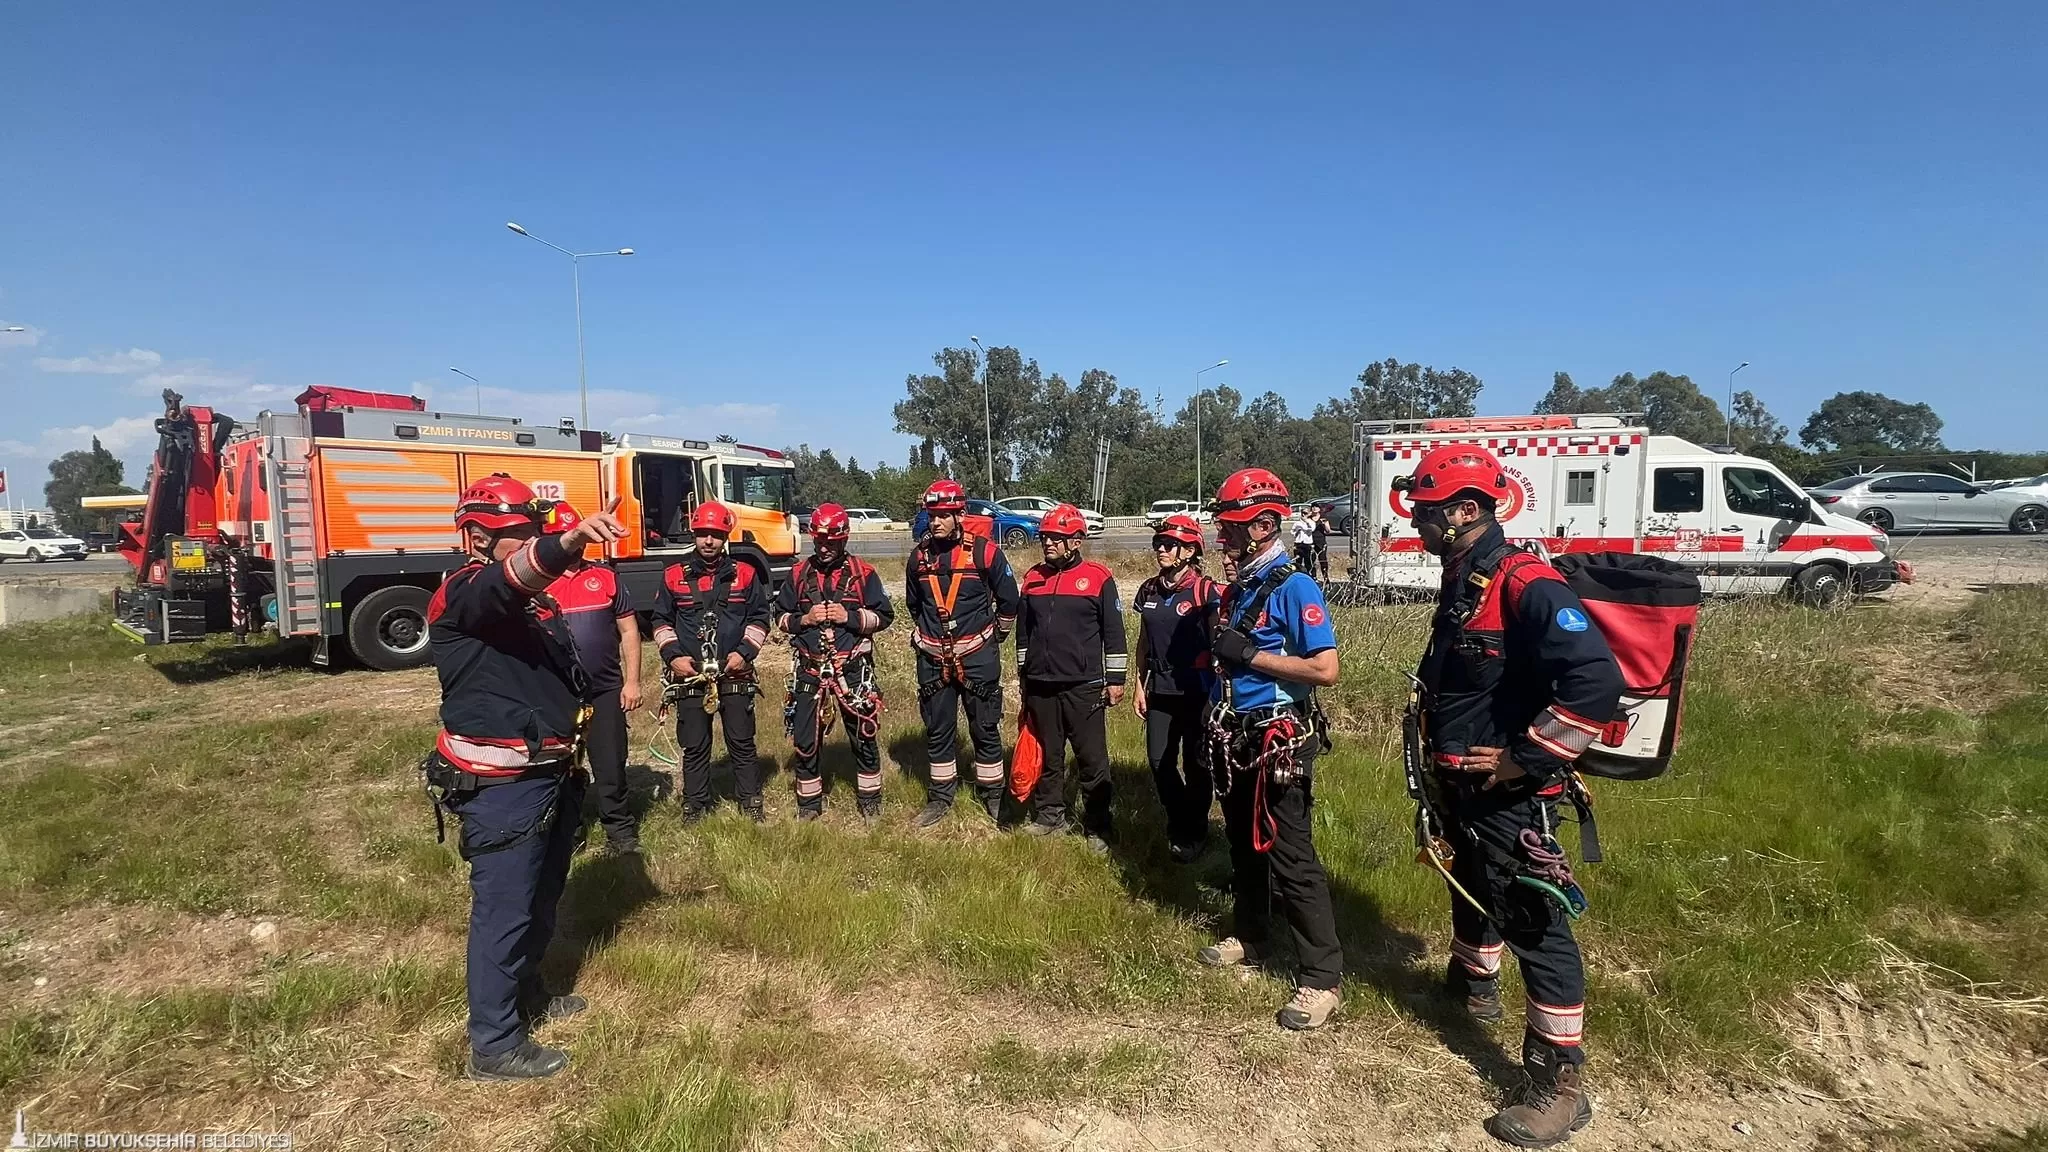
[1723,467,1807,519]
[1565,470,1597,505]
[1653,468,1704,513]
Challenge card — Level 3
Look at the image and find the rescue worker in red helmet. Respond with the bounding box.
[540,503,644,855]
[1015,503,1127,847]
[906,477,1020,828]
[1400,442,1622,1147]
[774,502,895,820]
[1129,513,1221,862]
[425,474,628,1080]
[1197,467,1346,1032]
[651,500,772,822]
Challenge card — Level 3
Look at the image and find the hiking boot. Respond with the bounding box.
[1446,959,1504,1025]
[1485,1062,1592,1147]
[982,794,1004,824]
[521,993,589,1027]
[602,834,642,858]
[1277,985,1340,1031]
[913,799,952,829]
[466,1039,569,1081]
[796,805,824,823]
[1198,936,1263,968]
[1167,839,1205,864]
[740,798,767,824]
[680,801,712,825]
[1023,816,1065,837]
[856,795,882,822]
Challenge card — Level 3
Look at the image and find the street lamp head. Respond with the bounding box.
[1213,359,1229,368]
[506,222,529,235]
[616,248,635,256]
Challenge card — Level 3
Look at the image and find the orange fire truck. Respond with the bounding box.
[114,386,798,669]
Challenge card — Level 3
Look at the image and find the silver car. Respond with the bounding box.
[1809,472,2046,534]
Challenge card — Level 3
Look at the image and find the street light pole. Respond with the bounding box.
[449,367,483,415]
[506,222,634,429]
[1726,361,1750,445]
[1193,359,1228,502]
[971,336,995,499]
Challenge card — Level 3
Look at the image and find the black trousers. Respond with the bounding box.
[1442,779,1586,1068]
[1293,543,1317,574]
[585,688,635,842]
[918,651,1006,804]
[1144,690,1212,846]
[789,675,882,810]
[676,689,760,809]
[1024,679,1112,834]
[449,771,584,1056]
[1219,751,1343,990]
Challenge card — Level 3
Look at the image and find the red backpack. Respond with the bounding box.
[1548,553,1702,781]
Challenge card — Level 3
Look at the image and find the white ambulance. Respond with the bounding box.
[1355,415,1909,604]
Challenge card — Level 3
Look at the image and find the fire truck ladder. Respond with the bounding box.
[267,436,323,638]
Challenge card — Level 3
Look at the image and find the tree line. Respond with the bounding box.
[780,347,2044,518]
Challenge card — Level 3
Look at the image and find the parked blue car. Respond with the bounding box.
[911,499,1040,548]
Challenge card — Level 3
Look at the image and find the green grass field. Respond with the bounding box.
[0,584,2043,1149]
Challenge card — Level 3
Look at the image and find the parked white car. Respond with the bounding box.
[997,495,1105,536]
[843,507,895,532]
[1144,499,1214,528]
[0,527,90,562]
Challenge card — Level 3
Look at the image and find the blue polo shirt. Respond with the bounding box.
[1213,543,1337,710]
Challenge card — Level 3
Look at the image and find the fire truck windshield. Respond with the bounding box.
[721,463,791,514]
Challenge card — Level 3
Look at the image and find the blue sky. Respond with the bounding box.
[4,2,2044,496]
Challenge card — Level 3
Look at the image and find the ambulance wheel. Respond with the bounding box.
[1791,563,1848,609]
[1858,507,1894,532]
[2011,505,2047,535]
[348,584,434,671]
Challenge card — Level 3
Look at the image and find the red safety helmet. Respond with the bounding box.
[810,502,851,541]
[1398,443,1512,506]
[1153,513,1203,552]
[544,500,582,535]
[1211,467,1292,524]
[454,473,550,534]
[1039,503,1089,538]
[921,478,967,513]
[690,501,737,535]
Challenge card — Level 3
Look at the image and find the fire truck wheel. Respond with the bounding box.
[1791,563,1848,609]
[348,584,434,671]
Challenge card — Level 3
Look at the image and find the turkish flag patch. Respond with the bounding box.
[1303,604,1326,626]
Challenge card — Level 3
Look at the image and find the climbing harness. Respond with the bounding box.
[912,536,997,696]
[1206,698,1326,855]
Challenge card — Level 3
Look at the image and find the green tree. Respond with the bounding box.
[1538,370,1726,443]
[1323,358,1484,421]
[1728,390,1789,452]
[1533,371,1584,415]
[892,345,1045,497]
[43,437,138,533]
[1798,391,1945,453]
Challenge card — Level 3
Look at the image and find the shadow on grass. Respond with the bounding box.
[544,850,676,996]
[1101,752,1522,1094]
[150,636,319,683]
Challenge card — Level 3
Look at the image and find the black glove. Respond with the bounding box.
[1212,627,1259,668]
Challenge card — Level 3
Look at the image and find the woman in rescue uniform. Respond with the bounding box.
[1015,503,1127,846]
[427,475,626,1081]
[1403,443,1623,1149]
[652,501,772,822]
[1129,513,1220,862]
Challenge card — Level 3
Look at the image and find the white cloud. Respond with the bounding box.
[467,385,782,438]
[0,415,161,466]
[0,325,42,348]
[35,348,163,374]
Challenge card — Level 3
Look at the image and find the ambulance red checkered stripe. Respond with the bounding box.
[1375,534,1886,558]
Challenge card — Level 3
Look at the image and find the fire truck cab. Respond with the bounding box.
[602,434,799,611]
